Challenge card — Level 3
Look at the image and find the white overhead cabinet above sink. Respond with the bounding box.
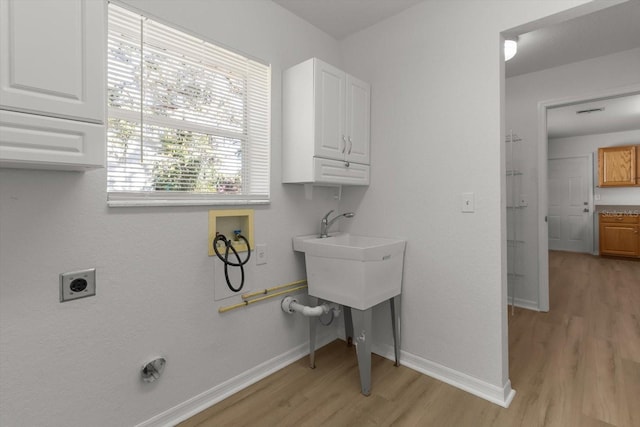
[282,58,370,186]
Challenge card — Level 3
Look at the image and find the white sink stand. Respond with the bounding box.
[308,294,401,396]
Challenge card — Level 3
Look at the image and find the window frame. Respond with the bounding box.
[106,2,271,207]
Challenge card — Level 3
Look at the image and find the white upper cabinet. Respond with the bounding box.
[0,0,105,170]
[283,58,371,185]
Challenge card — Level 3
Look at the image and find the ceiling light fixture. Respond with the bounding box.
[504,37,518,61]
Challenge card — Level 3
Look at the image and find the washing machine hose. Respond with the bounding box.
[213,233,251,292]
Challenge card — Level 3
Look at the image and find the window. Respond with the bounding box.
[107,4,270,206]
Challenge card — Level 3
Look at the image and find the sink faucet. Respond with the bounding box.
[320,210,355,238]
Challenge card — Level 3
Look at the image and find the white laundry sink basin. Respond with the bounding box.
[293,233,406,310]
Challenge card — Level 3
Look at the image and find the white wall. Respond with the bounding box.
[338,0,594,406]
[549,129,640,206]
[0,1,344,426]
[506,47,640,306]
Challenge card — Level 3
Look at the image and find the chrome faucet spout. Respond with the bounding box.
[320,210,355,238]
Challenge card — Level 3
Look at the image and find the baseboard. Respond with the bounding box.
[136,332,337,427]
[372,343,516,408]
[508,296,540,312]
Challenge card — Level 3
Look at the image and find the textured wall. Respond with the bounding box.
[0,1,342,426]
[338,0,595,396]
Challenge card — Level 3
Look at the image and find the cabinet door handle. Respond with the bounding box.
[348,136,353,154]
[342,135,347,153]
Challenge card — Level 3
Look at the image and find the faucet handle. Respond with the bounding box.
[322,210,334,221]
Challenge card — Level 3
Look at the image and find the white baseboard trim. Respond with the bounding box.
[136,332,337,427]
[509,296,540,312]
[372,343,516,408]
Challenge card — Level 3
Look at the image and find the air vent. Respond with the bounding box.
[576,107,605,114]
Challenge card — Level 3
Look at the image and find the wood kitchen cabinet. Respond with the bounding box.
[283,58,370,185]
[637,145,640,184]
[598,145,638,187]
[599,213,640,258]
[0,0,105,170]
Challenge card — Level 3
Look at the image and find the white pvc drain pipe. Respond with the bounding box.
[281,296,329,317]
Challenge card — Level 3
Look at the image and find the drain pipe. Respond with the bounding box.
[281,296,330,317]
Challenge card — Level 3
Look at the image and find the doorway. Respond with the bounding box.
[536,84,640,312]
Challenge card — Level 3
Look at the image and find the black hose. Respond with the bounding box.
[213,234,251,292]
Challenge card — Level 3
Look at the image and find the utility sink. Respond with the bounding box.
[293,233,406,310]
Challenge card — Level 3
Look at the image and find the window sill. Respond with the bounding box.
[107,192,270,207]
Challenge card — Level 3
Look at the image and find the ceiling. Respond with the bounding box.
[505,0,640,78]
[272,0,423,40]
[547,93,640,139]
[273,0,640,138]
[274,0,640,77]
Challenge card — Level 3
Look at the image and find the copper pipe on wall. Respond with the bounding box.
[218,284,308,313]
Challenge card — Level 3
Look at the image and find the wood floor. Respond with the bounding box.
[180,251,640,427]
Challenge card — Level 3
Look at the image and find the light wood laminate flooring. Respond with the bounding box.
[181,251,640,427]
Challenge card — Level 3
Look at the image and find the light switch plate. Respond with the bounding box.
[461,192,475,213]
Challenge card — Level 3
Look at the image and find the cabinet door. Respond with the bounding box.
[345,75,370,164]
[636,145,640,185]
[0,0,105,123]
[599,223,639,257]
[598,146,636,186]
[314,59,345,160]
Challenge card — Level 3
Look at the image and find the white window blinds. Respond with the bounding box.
[107,4,270,206]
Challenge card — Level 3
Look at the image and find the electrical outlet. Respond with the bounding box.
[60,268,96,302]
[255,244,267,265]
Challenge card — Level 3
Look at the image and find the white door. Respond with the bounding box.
[548,156,592,253]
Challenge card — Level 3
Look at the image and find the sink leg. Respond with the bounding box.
[351,307,373,396]
[390,295,401,367]
[309,296,318,369]
[343,305,353,347]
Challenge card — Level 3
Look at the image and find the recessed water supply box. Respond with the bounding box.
[208,209,255,256]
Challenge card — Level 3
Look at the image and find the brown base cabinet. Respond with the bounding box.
[599,213,640,258]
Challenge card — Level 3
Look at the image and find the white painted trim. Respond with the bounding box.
[510,296,540,313]
[537,104,550,312]
[372,343,516,408]
[536,83,640,314]
[136,332,338,427]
